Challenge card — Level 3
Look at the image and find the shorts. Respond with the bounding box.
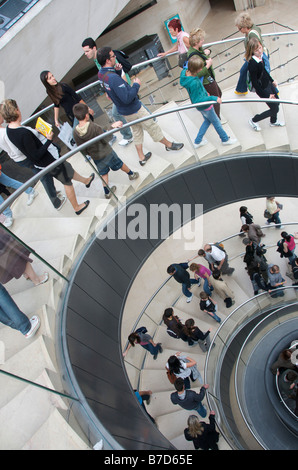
[124,105,164,145]
[50,161,74,186]
[94,150,124,175]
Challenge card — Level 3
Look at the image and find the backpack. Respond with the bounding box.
[166,328,179,338]
[276,239,291,258]
[135,326,147,334]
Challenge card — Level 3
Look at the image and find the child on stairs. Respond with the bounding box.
[180,55,237,148]
[73,103,139,199]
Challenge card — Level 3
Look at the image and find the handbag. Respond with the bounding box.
[178,52,188,68]
[264,209,271,219]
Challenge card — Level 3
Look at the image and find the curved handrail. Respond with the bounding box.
[204,286,298,449]
[233,299,298,448]
[275,370,298,420]
[2,96,298,217]
[20,29,298,126]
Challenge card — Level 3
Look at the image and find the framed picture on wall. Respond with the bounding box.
[164,14,184,44]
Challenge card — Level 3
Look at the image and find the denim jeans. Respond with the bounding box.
[141,342,162,357]
[195,402,207,418]
[195,106,229,144]
[112,104,133,140]
[268,211,281,227]
[0,283,31,334]
[0,172,34,218]
[182,279,200,298]
[203,277,214,296]
[17,159,61,209]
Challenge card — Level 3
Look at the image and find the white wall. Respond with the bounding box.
[0,0,130,118]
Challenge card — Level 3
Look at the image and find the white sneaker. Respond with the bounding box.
[270,120,285,127]
[25,315,40,339]
[27,190,38,206]
[194,139,208,148]
[186,294,193,303]
[118,138,133,146]
[248,118,261,131]
[222,137,238,146]
[105,185,117,199]
[3,216,13,228]
[56,195,67,211]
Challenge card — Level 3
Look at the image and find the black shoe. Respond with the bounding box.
[139,152,152,166]
[165,142,184,151]
[75,200,90,215]
[86,173,95,188]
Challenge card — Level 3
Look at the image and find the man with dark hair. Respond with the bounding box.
[170,377,208,417]
[81,38,134,147]
[97,46,184,166]
[167,262,200,303]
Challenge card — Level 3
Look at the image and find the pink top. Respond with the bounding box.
[195,265,211,278]
[177,31,189,53]
[284,236,296,251]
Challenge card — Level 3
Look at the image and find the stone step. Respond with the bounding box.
[22,408,90,450]
[0,370,68,450]
[0,337,58,408]
[0,304,53,361]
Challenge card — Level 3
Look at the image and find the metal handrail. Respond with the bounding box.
[2,96,298,216]
[234,299,298,448]
[20,29,298,126]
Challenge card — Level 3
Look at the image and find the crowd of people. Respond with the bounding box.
[123,195,298,449]
[0,11,295,450]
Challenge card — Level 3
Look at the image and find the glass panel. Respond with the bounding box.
[0,372,91,450]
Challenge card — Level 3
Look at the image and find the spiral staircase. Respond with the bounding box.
[1,22,298,449]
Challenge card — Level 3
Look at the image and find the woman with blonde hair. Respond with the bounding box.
[184,411,219,450]
[187,28,222,118]
[2,99,94,215]
[235,12,270,94]
[246,38,284,132]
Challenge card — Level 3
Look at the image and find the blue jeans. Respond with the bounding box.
[17,159,61,209]
[268,212,281,227]
[0,283,31,335]
[141,342,162,357]
[203,277,214,296]
[195,107,229,144]
[182,279,200,298]
[0,172,34,217]
[195,402,207,418]
[112,104,133,140]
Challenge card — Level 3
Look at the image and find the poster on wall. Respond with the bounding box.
[164,14,185,44]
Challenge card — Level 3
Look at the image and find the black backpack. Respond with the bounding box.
[166,328,179,338]
[277,239,291,258]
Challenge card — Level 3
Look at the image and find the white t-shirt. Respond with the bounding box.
[0,127,26,162]
[210,245,226,262]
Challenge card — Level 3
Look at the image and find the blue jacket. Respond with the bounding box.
[98,67,141,116]
[180,69,217,110]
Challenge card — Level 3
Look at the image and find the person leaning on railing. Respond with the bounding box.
[157,18,190,68]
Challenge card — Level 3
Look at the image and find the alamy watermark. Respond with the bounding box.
[95,202,204,250]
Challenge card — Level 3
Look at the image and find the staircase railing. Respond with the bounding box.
[1,26,298,449]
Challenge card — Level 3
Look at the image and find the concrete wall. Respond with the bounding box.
[0,0,130,118]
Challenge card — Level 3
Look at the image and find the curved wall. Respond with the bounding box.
[64,153,298,450]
